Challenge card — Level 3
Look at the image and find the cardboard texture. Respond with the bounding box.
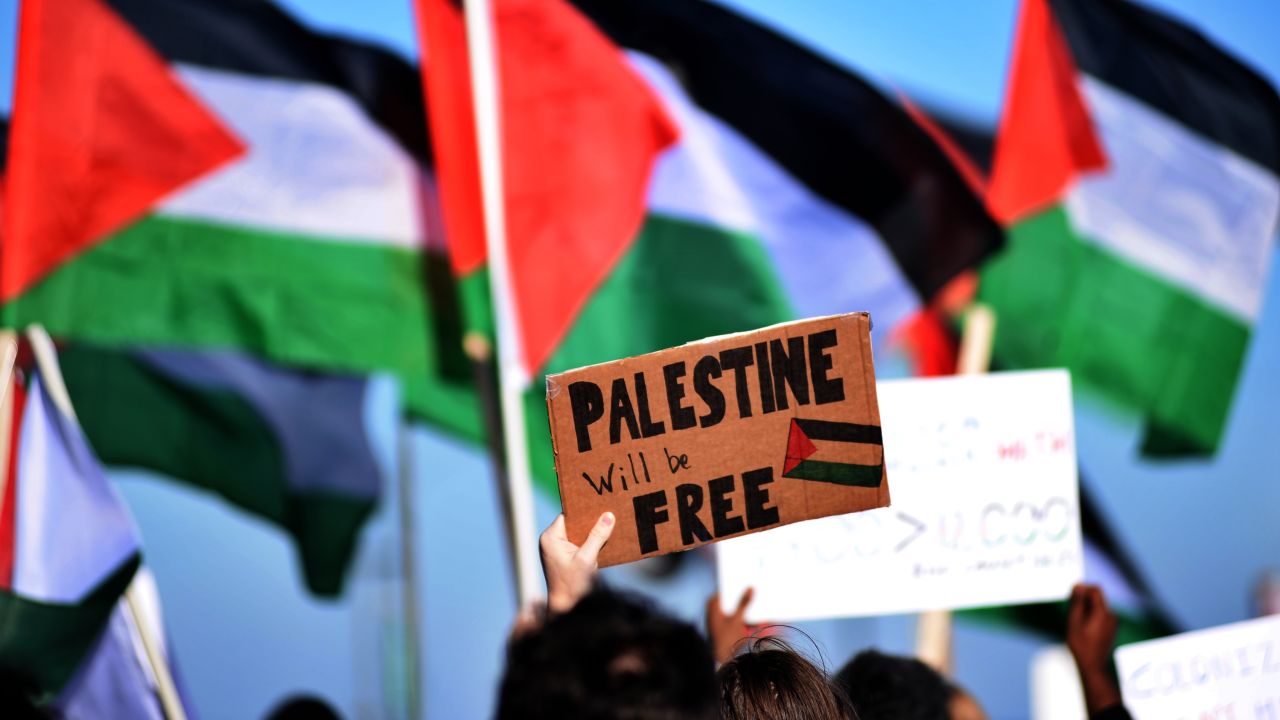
[546,313,890,567]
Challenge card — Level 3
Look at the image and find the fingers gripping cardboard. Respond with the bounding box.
[546,313,891,567]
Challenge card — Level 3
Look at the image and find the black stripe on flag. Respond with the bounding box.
[1049,0,1280,176]
[794,418,883,445]
[571,0,1004,301]
[105,0,431,164]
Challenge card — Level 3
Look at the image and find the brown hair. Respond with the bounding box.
[716,636,855,720]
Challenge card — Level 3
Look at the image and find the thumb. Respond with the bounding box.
[576,511,616,564]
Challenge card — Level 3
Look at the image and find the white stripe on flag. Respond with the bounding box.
[13,375,139,604]
[159,64,430,249]
[1066,76,1280,322]
[628,52,921,344]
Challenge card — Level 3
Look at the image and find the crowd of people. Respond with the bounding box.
[497,510,1134,720]
[1,507,1132,719]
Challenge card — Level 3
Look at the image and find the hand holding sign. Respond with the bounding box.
[1067,584,1123,715]
[539,512,615,614]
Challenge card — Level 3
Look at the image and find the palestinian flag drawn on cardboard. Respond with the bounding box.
[783,419,884,489]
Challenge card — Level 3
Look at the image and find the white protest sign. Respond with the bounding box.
[1115,614,1280,720]
[716,369,1083,622]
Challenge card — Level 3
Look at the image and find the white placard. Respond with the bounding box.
[1115,614,1280,720]
[716,370,1083,622]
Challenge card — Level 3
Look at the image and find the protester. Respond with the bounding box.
[834,649,980,720]
[1066,583,1132,720]
[706,587,857,718]
[718,636,856,720]
[496,512,718,720]
[263,695,342,720]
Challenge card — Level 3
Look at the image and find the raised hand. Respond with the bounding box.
[539,512,615,614]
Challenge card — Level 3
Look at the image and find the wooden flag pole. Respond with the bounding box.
[463,333,526,603]
[124,584,187,720]
[25,327,186,719]
[0,333,18,575]
[914,304,996,675]
[461,0,544,608]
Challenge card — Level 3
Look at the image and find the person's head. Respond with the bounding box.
[496,586,717,720]
[263,695,341,720]
[834,649,976,720]
[717,636,853,720]
[0,669,55,720]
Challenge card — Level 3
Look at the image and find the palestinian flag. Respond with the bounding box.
[782,419,884,488]
[416,0,679,376]
[979,0,1280,457]
[57,569,197,719]
[2,0,476,434]
[57,344,395,597]
[422,0,1003,498]
[0,343,141,698]
[0,0,431,596]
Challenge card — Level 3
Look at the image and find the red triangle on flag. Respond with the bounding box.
[985,0,1107,224]
[2,0,245,301]
[783,419,819,475]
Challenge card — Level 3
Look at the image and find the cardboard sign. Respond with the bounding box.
[546,313,890,567]
[717,370,1083,621]
[1115,614,1280,720]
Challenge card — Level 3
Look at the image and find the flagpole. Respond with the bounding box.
[464,333,523,590]
[124,584,187,720]
[0,332,18,539]
[460,0,543,608]
[914,303,995,675]
[24,327,187,719]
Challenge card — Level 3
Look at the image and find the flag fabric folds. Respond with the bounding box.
[1,0,457,596]
[56,569,197,720]
[57,345,394,597]
[980,0,1280,457]
[416,0,679,375]
[2,0,245,302]
[2,0,474,433]
[0,339,141,698]
[439,0,1003,497]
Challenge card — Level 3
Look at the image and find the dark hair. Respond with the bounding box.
[0,670,56,720]
[496,587,717,720]
[833,650,951,720]
[717,636,854,720]
[263,695,342,720]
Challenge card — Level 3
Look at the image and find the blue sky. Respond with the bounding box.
[2,1,1279,718]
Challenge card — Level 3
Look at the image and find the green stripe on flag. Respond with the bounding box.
[0,555,141,699]
[57,346,374,596]
[1,214,481,439]
[523,213,795,498]
[782,459,883,488]
[979,206,1250,454]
